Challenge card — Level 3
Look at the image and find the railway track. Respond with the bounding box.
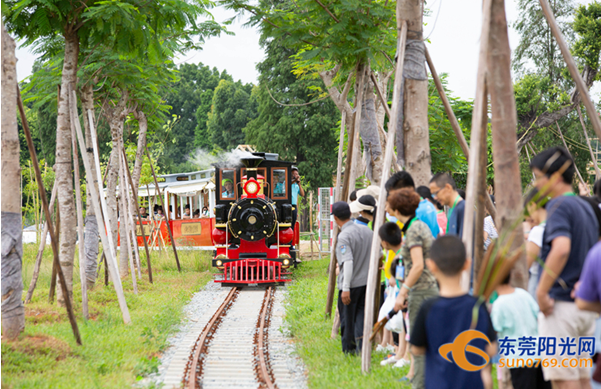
[183,287,278,389]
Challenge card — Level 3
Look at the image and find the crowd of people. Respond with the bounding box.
[333,146,601,389]
[137,204,210,221]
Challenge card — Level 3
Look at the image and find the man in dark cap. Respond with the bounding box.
[332,201,373,354]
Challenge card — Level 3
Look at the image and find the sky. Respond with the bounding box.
[14,0,600,103]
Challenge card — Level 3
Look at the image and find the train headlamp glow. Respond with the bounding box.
[283,259,290,265]
[216,260,222,266]
[244,178,260,196]
[246,181,258,195]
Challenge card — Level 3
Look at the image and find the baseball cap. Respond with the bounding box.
[350,195,377,213]
[331,201,351,219]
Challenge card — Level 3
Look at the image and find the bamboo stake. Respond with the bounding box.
[524,144,537,181]
[118,152,138,294]
[17,87,83,345]
[72,90,131,324]
[369,72,402,172]
[577,105,601,179]
[25,181,57,304]
[119,150,141,279]
[361,20,407,374]
[122,148,153,282]
[145,146,181,271]
[87,110,119,274]
[340,62,361,204]
[121,150,142,279]
[425,47,497,222]
[325,114,346,318]
[555,122,587,186]
[69,96,88,320]
[462,0,492,291]
[539,0,601,140]
[49,199,59,302]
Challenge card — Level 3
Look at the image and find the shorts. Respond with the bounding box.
[538,300,597,381]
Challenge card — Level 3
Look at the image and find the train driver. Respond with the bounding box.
[222,179,235,198]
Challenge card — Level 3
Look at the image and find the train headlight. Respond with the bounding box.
[244,179,260,196]
[216,260,222,266]
[283,259,290,266]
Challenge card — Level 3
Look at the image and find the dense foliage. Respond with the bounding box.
[244,39,339,190]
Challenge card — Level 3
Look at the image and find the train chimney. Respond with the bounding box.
[240,155,264,180]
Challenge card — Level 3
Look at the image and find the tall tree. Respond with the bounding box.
[513,0,575,87]
[160,63,233,171]
[207,79,257,150]
[224,0,397,185]
[513,2,600,150]
[244,39,339,189]
[2,24,25,339]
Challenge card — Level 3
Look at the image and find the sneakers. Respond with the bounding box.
[375,344,396,353]
[380,355,398,366]
[393,359,410,369]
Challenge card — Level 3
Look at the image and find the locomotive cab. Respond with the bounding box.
[211,153,296,286]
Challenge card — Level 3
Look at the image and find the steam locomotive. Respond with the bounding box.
[211,153,297,286]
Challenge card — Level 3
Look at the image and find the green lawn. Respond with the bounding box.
[285,258,412,388]
[2,244,214,388]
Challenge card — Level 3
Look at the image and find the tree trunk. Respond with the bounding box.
[361,73,383,184]
[488,0,527,288]
[132,110,148,190]
[400,0,431,186]
[403,78,431,186]
[106,146,121,273]
[1,24,25,339]
[80,84,98,289]
[103,91,130,278]
[25,182,58,304]
[349,63,367,191]
[55,31,80,307]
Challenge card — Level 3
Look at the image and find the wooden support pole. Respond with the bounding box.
[145,146,181,271]
[25,181,57,304]
[370,72,402,173]
[325,114,346,319]
[87,110,119,274]
[118,152,138,294]
[462,0,492,291]
[17,87,83,345]
[426,47,497,222]
[577,105,601,179]
[71,90,131,324]
[524,144,537,182]
[121,149,149,281]
[555,122,587,186]
[539,0,601,141]
[361,20,407,374]
[69,96,88,320]
[48,206,58,302]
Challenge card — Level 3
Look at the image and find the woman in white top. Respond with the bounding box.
[524,188,547,298]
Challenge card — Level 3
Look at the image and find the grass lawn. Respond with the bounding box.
[286,258,412,388]
[2,244,214,388]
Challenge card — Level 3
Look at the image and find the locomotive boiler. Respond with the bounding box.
[211,153,298,286]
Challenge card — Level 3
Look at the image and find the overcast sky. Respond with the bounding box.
[14,0,600,102]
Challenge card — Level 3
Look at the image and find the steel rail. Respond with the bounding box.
[184,287,239,389]
[255,286,277,389]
